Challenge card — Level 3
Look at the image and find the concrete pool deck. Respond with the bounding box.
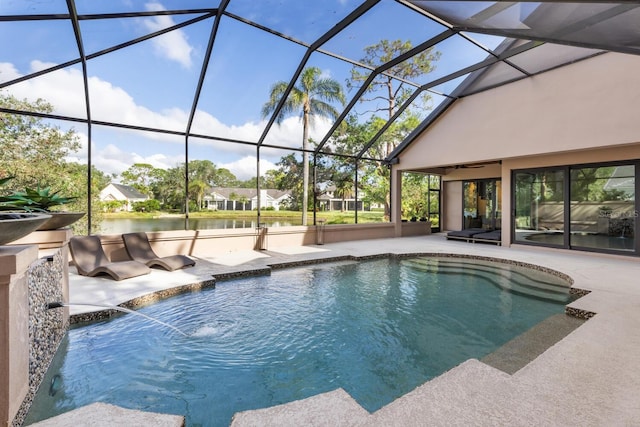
[62,234,640,426]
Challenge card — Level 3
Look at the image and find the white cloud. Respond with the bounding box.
[66,134,184,177]
[190,111,333,150]
[142,2,193,69]
[220,156,277,181]
[0,62,21,82]
[2,61,335,180]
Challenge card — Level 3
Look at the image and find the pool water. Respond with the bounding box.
[26,257,573,426]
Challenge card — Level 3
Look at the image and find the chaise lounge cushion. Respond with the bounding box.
[122,232,196,271]
[446,228,487,239]
[69,235,151,281]
[472,229,502,241]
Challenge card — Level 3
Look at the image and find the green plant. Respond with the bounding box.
[0,176,25,211]
[133,199,161,212]
[0,177,77,212]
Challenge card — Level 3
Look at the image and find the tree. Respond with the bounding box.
[333,178,352,212]
[347,40,440,218]
[402,172,430,219]
[188,179,208,211]
[120,163,160,197]
[188,159,217,185]
[329,114,386,215]
[149,160,239,212]
[237,195,249,211]
[122,164,158,191]
[153,166,184,211]
[132,199,161,212]
[271,154,302,209]
[0,94,81,190]
[349,39,439,129]
[239,169,280,189]
[0,94,108,233]
[262,66,345,224]
[214,167,238,187]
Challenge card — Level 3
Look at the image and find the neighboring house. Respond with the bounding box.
[204,188,292,211]
[99,183,149,212]
[317,186,371,212]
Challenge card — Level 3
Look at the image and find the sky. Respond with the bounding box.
[0,0,505,182]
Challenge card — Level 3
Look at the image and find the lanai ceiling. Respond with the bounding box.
[1,1,639,167]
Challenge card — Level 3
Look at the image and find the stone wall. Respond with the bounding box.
[0,242,69,427]
[11,249,68,426]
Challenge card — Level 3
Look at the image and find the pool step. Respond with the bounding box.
[402,258,571,304]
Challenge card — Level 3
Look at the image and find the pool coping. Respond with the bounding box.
[69,251,592,324]
[60,234,640,425]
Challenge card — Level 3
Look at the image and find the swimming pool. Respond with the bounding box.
[25,256,574,426]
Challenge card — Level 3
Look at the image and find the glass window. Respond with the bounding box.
[463,181,478,228]
[570,165,635,252]
[315,154,360,224]
[402,172,428,221]
[194,16,307,144]
[428,175,441,231]
[463,179,500,230]
[508,43,602,75]
[513,169,565,246]
[258,146,308,227]
[225,0,360,45]
[93,125,188,234]
[359,159,390,222]
[401,172,440,228]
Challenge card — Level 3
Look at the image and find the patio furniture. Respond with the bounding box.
[446,228,487,242]
[69,235,151,281]
[471,229,502,245]
[446,228,502,245]
[122,232,196,271]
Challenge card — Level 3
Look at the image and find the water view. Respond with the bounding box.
[99,217,301,234]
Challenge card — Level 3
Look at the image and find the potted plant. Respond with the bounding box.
[0,177,84,230]
[0,177,52,244]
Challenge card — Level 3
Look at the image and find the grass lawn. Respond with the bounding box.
[104,209,387,225]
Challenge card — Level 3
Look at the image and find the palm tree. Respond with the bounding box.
[188,179,208,211]
[262,67,345,225]
[333,180,352,212]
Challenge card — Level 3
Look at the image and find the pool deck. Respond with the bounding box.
[64,234,640,426]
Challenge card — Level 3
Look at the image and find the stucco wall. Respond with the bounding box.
[443,181,463,232]
[98,224,431,260]
[395,52,640,246]
[397,52,640,171]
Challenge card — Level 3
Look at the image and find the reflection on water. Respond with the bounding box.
[99,217,301,234]
[521,231,634,251]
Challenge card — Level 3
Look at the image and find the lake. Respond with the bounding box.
[99,217,301,234]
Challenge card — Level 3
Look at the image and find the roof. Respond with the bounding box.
[107,183,148,200]
[210,188,291,200]
[1,1,639,167]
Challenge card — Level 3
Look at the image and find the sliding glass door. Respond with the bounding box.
[570,165,635,252]
[513,162,637,254]
[513,169,565,245]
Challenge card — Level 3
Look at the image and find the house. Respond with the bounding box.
[391,51,640,256]
[99,183,149,212]
[204,188,292,211]
[317,186,371,212]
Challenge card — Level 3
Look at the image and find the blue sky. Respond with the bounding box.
[0,0,504,181]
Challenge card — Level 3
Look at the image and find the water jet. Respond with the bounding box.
[46,301,187,336]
